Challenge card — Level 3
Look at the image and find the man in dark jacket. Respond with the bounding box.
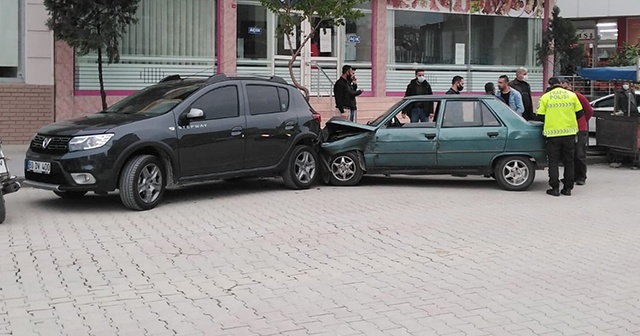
[509,67,534,120]
[446,76,464,94]
[333,65,362,122]
[613,81,639,116]
[402,69,433,122]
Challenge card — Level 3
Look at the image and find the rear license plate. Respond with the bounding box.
[26,160,51,175]
[0,159,7,174]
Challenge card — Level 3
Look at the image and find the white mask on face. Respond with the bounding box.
[623,84,630,90]
[523,75,529,81]
[417,76,426,83]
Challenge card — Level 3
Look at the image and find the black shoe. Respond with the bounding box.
[576,180,586,186]
[561,188,572,196]
[546,188,560,197]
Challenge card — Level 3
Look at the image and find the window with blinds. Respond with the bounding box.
[75,0,217,91]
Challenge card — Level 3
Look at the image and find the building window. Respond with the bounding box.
[237,4,268,60]
[470,16,541,67]
[75,0,217,91]
[389,10,468,65]
[345,12,372,62]
[0,0,21,78]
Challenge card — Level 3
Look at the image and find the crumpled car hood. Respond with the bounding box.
[321,119,375,156]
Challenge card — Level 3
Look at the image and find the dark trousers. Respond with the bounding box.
[546,135,576,190]
[575,131,588,182]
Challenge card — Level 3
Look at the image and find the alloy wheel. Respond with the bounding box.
[137,163,163,204]
[502,159,529,187]
[294,151,316,184]
[331,155,356,182]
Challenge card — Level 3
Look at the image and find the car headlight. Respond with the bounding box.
[68,134,114,152]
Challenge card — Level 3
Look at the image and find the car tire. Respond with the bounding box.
[53,191,87,199]
[494,156,535,191]
[0,193,5,224]
[282,145,318,190]
[119,155,166,211]
[328,151,364,186]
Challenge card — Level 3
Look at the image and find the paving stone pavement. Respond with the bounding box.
[1,165,640,336]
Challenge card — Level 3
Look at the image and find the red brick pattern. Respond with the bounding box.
[0,85,54,144]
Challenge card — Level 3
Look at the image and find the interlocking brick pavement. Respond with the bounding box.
[1,165,640,336]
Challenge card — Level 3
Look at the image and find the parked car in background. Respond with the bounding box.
[321,95,547,191]
[24,74,322,210]
[590,93,640,133]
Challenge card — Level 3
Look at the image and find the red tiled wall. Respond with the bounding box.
[0,84,55,144]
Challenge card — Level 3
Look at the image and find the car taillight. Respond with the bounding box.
[312,112,322,124]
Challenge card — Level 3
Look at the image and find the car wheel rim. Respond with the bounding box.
[331,155,356,182]
[294,151,316,184]
[137,163,162,204]
[502,159,529,186]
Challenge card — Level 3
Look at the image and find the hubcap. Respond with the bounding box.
[331,155,356,182]
[294,151,316,184]
[137,164,162,204]
[502,159,529,186]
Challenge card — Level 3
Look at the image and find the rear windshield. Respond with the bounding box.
[105,83,203,115]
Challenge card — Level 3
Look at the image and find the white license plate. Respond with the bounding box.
[0,159,7,174]
[27,160,51,175]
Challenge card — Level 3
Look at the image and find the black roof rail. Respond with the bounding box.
[159,74,182,83]
[205,73,229,84]
[269,76,288,84]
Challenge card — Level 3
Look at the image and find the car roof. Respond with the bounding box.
[158,73,292,87]
[403,94,499,100]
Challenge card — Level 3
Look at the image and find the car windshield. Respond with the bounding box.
[367,100,405,127]
[104,83,203,115]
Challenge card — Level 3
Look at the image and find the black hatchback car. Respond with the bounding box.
[25,74,322,210]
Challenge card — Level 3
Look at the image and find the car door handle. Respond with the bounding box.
[487,131,499,138]
[284,121,296,131]
[424,133,437,140]
[231,127,243,137]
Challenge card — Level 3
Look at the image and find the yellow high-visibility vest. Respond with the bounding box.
[536,87,580,137]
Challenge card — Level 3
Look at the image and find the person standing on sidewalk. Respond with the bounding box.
[497,75,524,115]
[333,65,363,122]
[561,79,593,186]
[535,77,584,197]
[402,69,434,122]
[510,67,534,120]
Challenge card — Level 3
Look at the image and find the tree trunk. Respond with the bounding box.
[97,46,107,110]
[286,33,310,101]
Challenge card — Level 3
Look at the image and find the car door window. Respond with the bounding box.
[442,101,500,127]
[246,85,288,115]
[593,97,613,108]
[191,86,239,120]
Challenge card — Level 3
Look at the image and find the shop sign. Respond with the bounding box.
[576,29,596,41]
[248,27,263,35]
[348,35,361,43]
[387,0,546,18]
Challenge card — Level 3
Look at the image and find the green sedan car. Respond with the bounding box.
[321,95,547,191]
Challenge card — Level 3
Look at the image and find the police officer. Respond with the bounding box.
[535,77,584,197]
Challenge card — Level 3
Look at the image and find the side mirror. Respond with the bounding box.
[186,108,204,119]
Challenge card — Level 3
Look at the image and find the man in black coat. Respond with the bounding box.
[509,67,534,120]
[402,69,434,123]
[333,65,363,122]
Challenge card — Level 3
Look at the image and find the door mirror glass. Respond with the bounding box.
[186,108,205,119]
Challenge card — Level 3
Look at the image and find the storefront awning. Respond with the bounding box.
[577,66,638,82]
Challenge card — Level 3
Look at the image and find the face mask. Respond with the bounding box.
[457,84,464,91]
[417,76,425,83]
[623,84,630,90]
[523,75,529,81]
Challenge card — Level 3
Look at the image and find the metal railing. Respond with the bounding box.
[309,60,335,111]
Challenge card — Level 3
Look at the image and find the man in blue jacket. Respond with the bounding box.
[497,75,524,116]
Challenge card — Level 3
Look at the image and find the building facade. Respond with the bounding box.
[3,0,550,143]
[0,0,54,143]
